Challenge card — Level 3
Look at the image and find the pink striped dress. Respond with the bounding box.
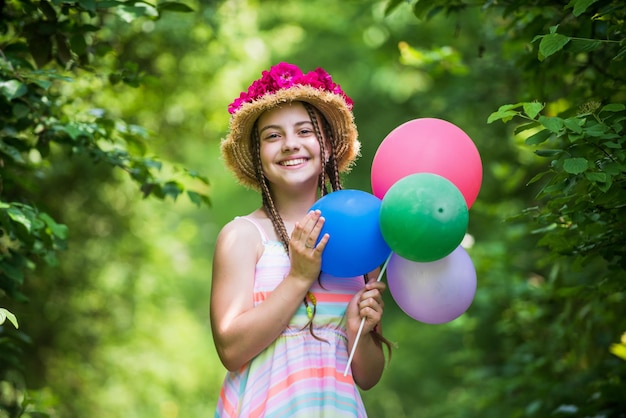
[215,216,368,417]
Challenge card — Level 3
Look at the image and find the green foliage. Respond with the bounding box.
[489,102,626,272]
[1,0,209,416]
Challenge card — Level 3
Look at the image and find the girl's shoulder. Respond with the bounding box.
[214,212,266,262]
[217,209,268,244]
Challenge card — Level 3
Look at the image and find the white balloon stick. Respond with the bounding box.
[343,253,393,377]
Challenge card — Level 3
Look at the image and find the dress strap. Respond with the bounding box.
[235,215,269,242]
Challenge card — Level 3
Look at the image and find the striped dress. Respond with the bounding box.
[215,216,368,417]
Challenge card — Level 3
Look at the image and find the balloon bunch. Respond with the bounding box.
[372,118,482,325]
[310,118,482,374]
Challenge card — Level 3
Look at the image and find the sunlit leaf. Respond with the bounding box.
[0,308,19,329]
[6,207,32,231]
[538,116,564,133]
[609,343,626,361]
[487,109,519,123]
[523,102,544,119]
[0,80,28,100]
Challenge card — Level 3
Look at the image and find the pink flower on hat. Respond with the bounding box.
[228,62,353,114]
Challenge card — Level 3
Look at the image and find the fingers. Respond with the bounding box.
[358,283,386,331]
[359,291,385,313]
[292,210,327,252]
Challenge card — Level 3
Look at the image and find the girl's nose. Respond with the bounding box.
[281,134,300,152]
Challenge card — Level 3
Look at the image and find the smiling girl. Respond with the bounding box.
[211,62,390,417]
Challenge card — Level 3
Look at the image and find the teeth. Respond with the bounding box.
[280,158,306,166]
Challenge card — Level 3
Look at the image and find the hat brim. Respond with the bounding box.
[221,85,360,190]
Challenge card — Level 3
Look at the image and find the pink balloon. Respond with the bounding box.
[371,118,482,208]
[386,246,477,324]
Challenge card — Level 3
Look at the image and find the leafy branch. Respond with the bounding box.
[489,101,626,273]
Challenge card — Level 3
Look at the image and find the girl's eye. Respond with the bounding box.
[264,132,280,141]
[299,128,313,135]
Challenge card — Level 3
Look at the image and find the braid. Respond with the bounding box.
[252,117,325,341]
[302,103,328,196]
[317,106,342,192]
[302,102,343,196]
[252,126,290,253]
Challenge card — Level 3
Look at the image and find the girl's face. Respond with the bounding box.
[256,102,326,191]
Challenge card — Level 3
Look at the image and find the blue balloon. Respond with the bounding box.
[310,190,391,278]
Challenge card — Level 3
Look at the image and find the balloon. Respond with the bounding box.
[380,173,468,262]
[371,118,482,208]
[310,190,391,278]
[386,246,477,324]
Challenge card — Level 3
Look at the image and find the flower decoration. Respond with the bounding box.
[228,62,354,114]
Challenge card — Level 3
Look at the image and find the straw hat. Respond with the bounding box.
[221,62,360,190]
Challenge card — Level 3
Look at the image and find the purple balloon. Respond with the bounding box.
[387,246,477,324]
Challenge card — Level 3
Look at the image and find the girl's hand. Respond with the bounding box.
[347,276,386,335]
[288,210,329,284]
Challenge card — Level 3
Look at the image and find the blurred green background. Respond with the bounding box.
[2,0,625,417]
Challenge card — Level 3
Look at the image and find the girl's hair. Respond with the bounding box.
[252,102,392,359]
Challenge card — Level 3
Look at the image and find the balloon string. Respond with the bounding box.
[343,252,392,377]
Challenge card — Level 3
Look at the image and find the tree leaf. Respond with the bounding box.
[610,343,626,361]
[0,80,28,100]
[78,0,97,12]
[534,149,562,157]
[39,213,68,240]
[585,172,608,183]
[567,39,602,53]
[539,116,564,133]
[6,207,32,231]
[563,157,588,174]
[600,103,625,113]
[525,129,552,145]
[487,109,519,124]
[563,117,583,134]
[538,33,571,60]
[157,2,194,13]
[523,102,544,119]
[28,34,53,68]
[0,141,26,163]
[568,0,598,16]
[0,308,19,329]
[384,0,404,16]
[0,260,25,283]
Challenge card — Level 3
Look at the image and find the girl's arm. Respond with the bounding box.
[210,211,328,371]
[346,275,387,390]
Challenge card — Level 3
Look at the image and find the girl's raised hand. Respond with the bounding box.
[288,210,329,284]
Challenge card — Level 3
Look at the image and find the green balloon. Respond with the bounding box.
[380,173,469,262]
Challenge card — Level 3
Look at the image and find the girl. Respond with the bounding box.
[211,62,390,417]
